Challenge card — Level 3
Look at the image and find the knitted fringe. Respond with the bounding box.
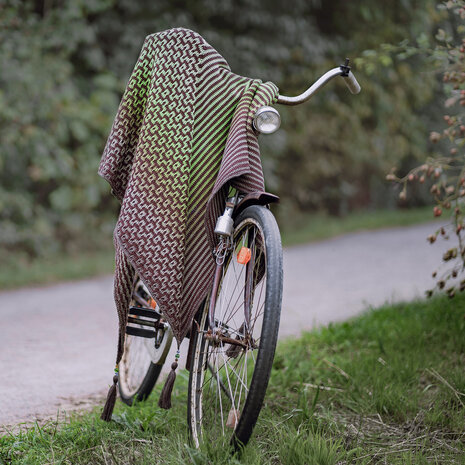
[158,362,178,409]
[101,374,118,421]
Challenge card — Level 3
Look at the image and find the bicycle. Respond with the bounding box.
[117,60,361,449]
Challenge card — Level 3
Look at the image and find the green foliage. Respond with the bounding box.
[0,0,119,258]
[268,0,440,215]
[0,0,446,259]
[384,1,465,295]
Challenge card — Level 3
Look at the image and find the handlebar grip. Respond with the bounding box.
[343,71,361,94]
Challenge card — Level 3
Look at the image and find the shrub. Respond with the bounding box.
[387,0,465,296]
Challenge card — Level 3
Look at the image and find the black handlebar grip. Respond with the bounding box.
[343,71,361,94]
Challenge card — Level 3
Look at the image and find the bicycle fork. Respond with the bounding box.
[208,194,237,334]
[205,194,254,350]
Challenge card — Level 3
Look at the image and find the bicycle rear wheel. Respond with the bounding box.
[118,278,173,405]
[188,205,283,449]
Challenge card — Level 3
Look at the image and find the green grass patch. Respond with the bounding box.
[0,248,115,290]
[279,205,439,246]
[2,294,464,464]
[0,206,439,290]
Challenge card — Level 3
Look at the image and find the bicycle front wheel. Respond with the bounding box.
[188,205,283,449]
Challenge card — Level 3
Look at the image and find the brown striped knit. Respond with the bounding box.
[99,28,278,364]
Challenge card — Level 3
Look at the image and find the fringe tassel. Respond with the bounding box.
[158,350,180,409]
[101,368,119,422]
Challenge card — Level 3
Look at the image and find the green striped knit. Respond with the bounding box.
[99,28,278,363]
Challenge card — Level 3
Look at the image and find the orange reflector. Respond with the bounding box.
[149,298,157,309]
[237,247,252,265]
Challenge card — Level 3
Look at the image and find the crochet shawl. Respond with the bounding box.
[98,28,279,363]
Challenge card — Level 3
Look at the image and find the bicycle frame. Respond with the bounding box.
[203,59,361,337]
[206,194,253,347]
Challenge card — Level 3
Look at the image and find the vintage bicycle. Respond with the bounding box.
[116,60,361,449]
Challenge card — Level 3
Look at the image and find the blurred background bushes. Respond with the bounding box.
[0,0,445,260]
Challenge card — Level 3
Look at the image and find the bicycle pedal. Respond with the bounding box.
[126,306,163,339]
[128,306,161,320]
[126,326,156,338]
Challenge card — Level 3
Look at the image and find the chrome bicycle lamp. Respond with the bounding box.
[253,106,281,134]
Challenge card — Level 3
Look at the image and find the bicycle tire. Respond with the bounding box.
[118,278,173,406]
[119,361,162,405]
[188,205,283,449]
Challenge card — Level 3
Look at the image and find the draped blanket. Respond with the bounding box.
[98,28,278,363]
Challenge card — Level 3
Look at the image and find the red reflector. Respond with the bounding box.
[237,247,252,265]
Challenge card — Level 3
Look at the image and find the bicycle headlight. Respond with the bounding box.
[253,106,281,134]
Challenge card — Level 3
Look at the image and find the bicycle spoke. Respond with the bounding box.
[219,343,240,428]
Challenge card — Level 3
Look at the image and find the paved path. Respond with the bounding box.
[0,223,442,428]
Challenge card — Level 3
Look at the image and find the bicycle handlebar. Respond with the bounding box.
[343,70,361,95]
[276,62,361,106]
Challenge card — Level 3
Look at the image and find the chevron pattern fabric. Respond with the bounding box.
[99,28,278,363]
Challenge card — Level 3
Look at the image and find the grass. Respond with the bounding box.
[279,205,439,246]
[1,294,464,464]
[0,247,115,290]
[0,206,439,290]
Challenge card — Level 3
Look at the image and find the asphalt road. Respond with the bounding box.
[0,222,443,429]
